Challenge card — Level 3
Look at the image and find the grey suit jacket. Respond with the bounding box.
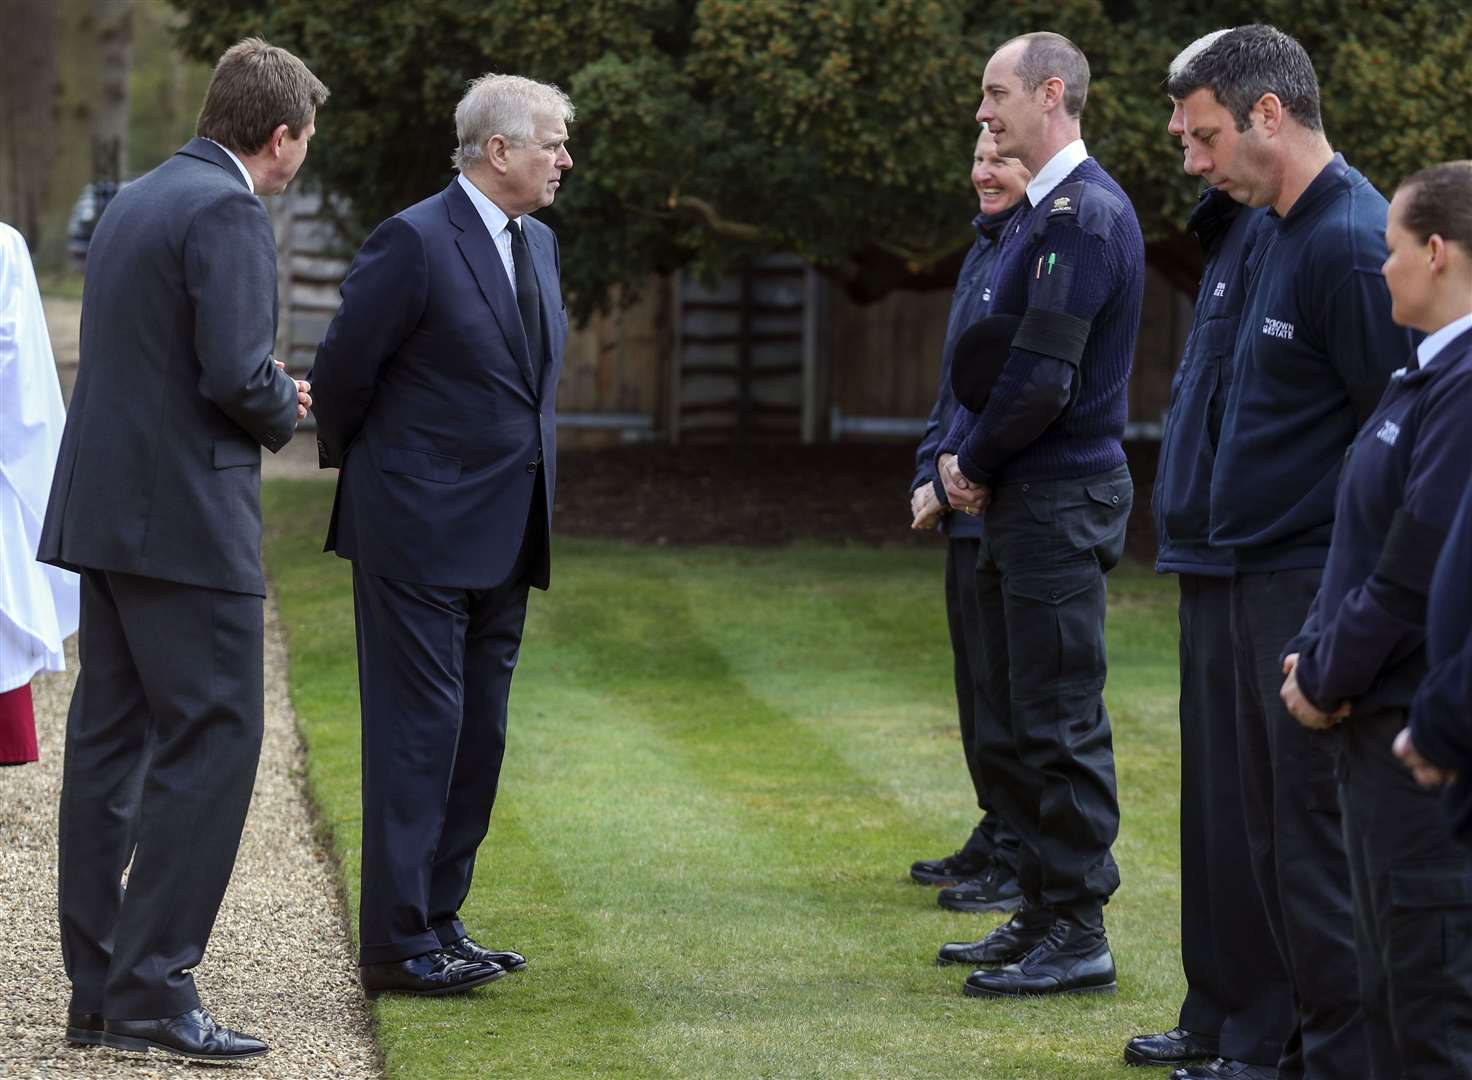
[38,138,298,596]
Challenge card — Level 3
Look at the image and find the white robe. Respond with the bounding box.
[0,222,79,693]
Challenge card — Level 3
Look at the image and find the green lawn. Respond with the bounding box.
[263,478,1185,1080]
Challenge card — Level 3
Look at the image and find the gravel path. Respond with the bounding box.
[0,598,381,1078]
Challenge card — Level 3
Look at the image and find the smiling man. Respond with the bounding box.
[1162,25,1412,1080]
[310,73,573,999]
[933,32,1144,999]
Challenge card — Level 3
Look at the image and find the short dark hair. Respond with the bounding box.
[1004,32,1090,119]
[1397,161,1472,253]
[196,37,329,154]
[1165,24,1321,133]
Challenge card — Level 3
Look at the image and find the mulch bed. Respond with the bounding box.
[552,440,1161,565]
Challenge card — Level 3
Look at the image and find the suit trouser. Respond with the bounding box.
[58,568,263,1019]
[353,492,543,966]
[1230,569,1363,1079]
[945,536,1019,872]
[1337,709,1472,1078]
[1175,574,1293,1066]
[970,465,1130,925]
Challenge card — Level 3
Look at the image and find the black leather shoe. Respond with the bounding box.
[937,910,1055,966]
[360,949,505,998]
[962,919,1117,997]
[443,936,527,972]
[1171,1059,1278,1079]
[938,863,1023,913]
[1125,1027,1219,1067]
[911,849,990,886]
[65,1011,104,1047]
[102,1008,268,1061]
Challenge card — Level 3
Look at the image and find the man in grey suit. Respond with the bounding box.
[311,73,572,998]
[38,38,326,1063]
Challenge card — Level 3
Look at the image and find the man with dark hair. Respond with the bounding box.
[1123,30,1293,1080]
[1165,23,1409,1080]
[39,36,325,1062]
[907,126,1028,915]
[932,31,1144,998]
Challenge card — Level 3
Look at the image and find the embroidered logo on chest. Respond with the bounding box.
[1262,316,1295,340]
[982,287,991,302]
[1375,419,1401,446]
[1212,281,1226,298]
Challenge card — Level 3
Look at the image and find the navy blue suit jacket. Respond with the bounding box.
[311,179,567,589]
[39,138,298,596]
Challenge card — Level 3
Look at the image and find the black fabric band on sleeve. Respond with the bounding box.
[1013,308,1092,366]
[1377,507,1449,597]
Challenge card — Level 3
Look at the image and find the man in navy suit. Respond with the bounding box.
[39,38,324,1061]
[311,74,573,998]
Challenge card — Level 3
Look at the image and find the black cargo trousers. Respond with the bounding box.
[970,463,1132,927]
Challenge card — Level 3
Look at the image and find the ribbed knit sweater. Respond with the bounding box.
[941,158,1144,483]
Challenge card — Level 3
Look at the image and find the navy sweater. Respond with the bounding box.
[1210,155,1413,571]
[911,206,1019,538]
[940,158,1144,484]
[1286,327,1472,714]
[1154,190,1264,576]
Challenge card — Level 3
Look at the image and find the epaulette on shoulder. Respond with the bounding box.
[1034,180,1125,242]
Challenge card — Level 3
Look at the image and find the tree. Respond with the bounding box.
[166,0,1472,317]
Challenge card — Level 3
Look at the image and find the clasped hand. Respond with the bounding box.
[1279,653,1350,730]
[276,358,313,421]
[938,453,990,516]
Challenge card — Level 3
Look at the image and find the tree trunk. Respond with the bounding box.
[90,0,132,185]
[0,0,61,246]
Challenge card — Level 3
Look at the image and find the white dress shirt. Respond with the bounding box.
[205,139,254,194]
[456,174,521,295]
[1026,139,1089,208]
[1417,311,1472,371]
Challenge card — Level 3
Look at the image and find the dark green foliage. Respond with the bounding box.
[168,0,1472,317]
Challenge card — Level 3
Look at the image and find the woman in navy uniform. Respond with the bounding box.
[1279,160,1472,1079]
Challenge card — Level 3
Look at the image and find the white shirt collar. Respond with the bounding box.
[206,139,254,194]
[1417,311,1472,371]
[457,173,515,238]
[1025,139,1088,208]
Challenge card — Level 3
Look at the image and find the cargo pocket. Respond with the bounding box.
[1002,565,1105,695]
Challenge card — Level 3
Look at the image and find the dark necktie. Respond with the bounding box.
[507,218,543,384]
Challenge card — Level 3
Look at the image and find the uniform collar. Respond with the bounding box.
[205,139,254,193]
[974,202,1023,242]
[1416,313,1472,372]
[1025,139,1087,208]
[1272,153,1351,228]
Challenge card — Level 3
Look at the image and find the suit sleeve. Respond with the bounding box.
[1294,374,1472,709]
[946,220,1113,483]
[309,216,429,466]
[184,190,297,452]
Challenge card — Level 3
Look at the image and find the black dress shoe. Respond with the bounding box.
[1125,1027,1219,1067]
[962,919,1117,997]
[444,936,527,972]
[102,1007,268,1061]
[360,948,505,998]
[1171,1059,1278,1079]
[65,1011,104,1047]
[937,910,1055,966]
[911,849,990,886]
[938,863,1023,913]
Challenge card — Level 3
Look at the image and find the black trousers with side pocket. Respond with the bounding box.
[1338,707,1472,1079]
[970,464,1131,925]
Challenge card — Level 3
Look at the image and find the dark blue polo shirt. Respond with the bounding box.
[1210,155,1413,571]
